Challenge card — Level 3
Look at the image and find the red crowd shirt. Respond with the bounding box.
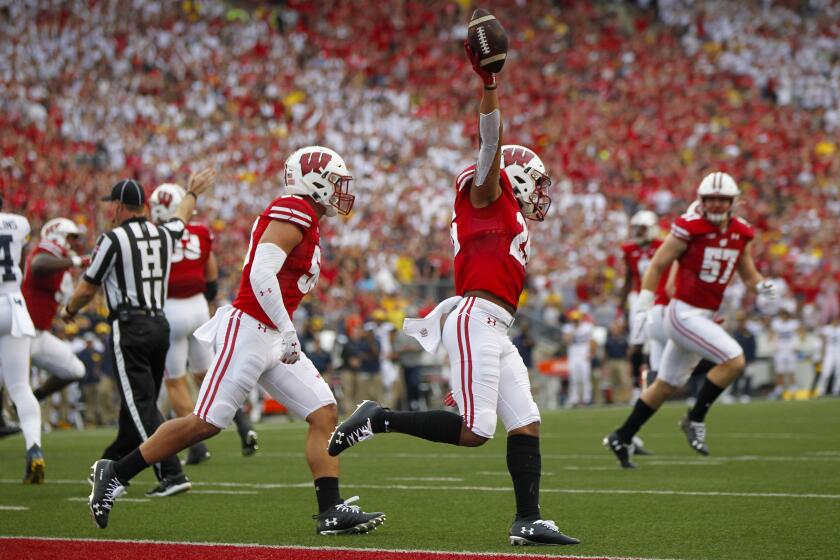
[451,165,528,310]
[21,240,69,331]
[671,213,755,311]
[233,196,320,327]
[168,222,214,299]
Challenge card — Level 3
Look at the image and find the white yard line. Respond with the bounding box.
[0,506,28,511]
[0,535,684,560]
[6,479,833,500]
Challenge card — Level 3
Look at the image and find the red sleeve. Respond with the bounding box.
[264,196,315,232]
[670,215,697,241]
[620,242,635,261]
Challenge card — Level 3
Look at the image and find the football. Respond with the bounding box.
[467,8,508,74]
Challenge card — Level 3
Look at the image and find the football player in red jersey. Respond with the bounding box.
[21,218,90,400]
[619,210,661,402]
[149,184,258,466]
[326,44,579,546]
[605,172,776,468]
[89,148,385,535]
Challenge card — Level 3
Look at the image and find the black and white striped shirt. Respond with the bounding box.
[83,217,185,314]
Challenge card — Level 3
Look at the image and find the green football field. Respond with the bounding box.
[1,399,839,559]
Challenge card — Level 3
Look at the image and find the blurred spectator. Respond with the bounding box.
[602,320,631,404]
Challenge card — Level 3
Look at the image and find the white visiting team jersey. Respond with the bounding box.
[822,324,840,356]
[771,317,800,351]
[0,213,31,294]
[563,321,594,361]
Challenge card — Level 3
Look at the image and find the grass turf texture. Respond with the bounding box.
[1,399,839,559]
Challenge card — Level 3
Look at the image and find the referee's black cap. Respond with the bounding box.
[102,179,146,206]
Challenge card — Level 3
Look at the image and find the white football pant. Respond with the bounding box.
[441,296,540,439]
[194,307,335,428]
[658,299,743,387]
[164,293,212,379]
[647,304,668,374]
[0,296,40,449]
[31,330,85,380]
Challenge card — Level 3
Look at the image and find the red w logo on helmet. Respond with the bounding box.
[503,147,535,168]
[158,191,173,208]
[300,152,333,175]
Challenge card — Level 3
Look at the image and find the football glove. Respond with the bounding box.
[280,330,301,364]
[757,279,777,303]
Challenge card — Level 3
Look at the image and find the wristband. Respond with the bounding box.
[186,191,197,199]
[65,304,77,317]
[71,255,83,267]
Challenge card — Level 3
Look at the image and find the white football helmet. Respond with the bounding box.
[629,210,659,243]
[696,172,739,224]
[284,146,354,217]
[501,145,551,221]
[150,183,186,223]
[41,218,82,251]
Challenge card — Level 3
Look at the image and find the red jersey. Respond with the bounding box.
[233,196,320,327]
[168,222,214,299]
[621,239,662,292]
[451,166,529,309]
[671,213,755,310]
[21,240,70,330]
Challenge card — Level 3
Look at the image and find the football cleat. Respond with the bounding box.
[184,442,211,465]
[88,460,125,528]
[632,435,653,456]
[145,475,192,497]
[314,496,385,535]
[603,432,636,469]
[327,400,386,457]
[679,416,709,456]
[23,444,45,484]
[241,429,259,457]
[509,518,580,546]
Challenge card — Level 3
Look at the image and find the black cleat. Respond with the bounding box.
[145,475,192,497]
[241,429,259,457]
[23,444,45,484]
[314,496,386,535]
[632,435,653,456]
[88,460,125,528]
[184,443,211,465]
[509,518,580,546]
[603,432,636,469]
[327,400,386,457]
[679,416,709,456]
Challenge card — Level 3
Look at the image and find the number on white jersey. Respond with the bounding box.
[698,247,739,284]
[0,234,14,282]
[297,246,321,294]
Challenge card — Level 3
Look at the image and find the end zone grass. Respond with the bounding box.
[1,399,838,559]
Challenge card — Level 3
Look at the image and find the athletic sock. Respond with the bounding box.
[630,346,644,388]
[314,477,342,513]
[382,410,462,445]
[688,378,725,422]
[114,448,150,482]
[615,398,655,444]
[507,434,541,521]
[233,408,253,438]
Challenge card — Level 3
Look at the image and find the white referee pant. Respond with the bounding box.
[0,295,41,450]
[164,294,212,379]
[193,306,336,429]
[658,299,743,387]
[31,330,85,380]
[440,296,540,439]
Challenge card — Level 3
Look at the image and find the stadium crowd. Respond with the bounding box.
[1,0,839,420]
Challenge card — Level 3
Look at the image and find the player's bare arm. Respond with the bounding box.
[737,241,775,299]
[618,264,633,310]
[640,234,687,294]
[665,261,679,298]
[251,220,304,363]
[61,278,97,319]
[29,252,76,275]
[173,168,216,223]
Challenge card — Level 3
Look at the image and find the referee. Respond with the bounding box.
[62,168,215,496]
